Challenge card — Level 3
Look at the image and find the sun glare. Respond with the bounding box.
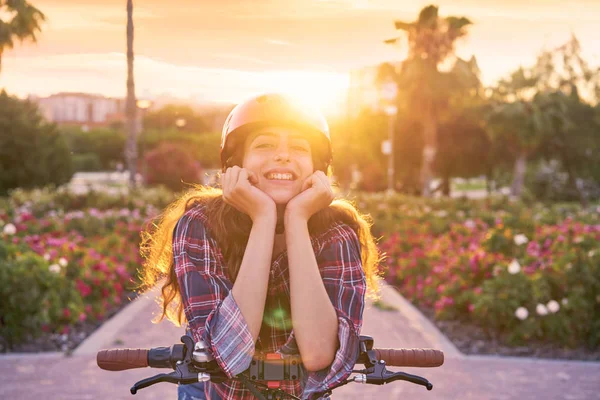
[250,70,350,116]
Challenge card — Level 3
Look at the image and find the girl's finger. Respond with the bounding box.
[222,169,231,194]
[314,171,330,188]
[301,174,314,192]
[237,168,250,188]
[229,166,241,190]
[247,170,259,185]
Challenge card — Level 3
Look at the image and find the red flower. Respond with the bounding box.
[76,279,92,297]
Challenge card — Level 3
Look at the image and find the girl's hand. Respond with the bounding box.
[221,166,276,222]
[285,171,334,222]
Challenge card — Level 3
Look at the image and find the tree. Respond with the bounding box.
[487,35,600,200]
[124,0,138,187]
[143,104,208,133]
[485,67,543,198]
[385,5,473,196]
[0,0,45,72]
[0,90,73,194]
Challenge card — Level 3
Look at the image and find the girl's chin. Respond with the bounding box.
[263,188,300,205]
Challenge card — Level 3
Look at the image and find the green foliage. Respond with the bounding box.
[140,130,221,169]
[7,185,176,215]
[72,153,103,172]
[0,91,73,195]
[142,104,208,133]
[0,0,46,72]
[359,192,600,349]
[0,241,83,349]
[61,127,126,170]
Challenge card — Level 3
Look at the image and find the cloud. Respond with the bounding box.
[213,53,274,65]
[266,39,292,46]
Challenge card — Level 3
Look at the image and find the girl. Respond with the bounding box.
[139,93,381,399]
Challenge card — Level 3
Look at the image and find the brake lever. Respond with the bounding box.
[130,371,182,394]
[364,361,433,390]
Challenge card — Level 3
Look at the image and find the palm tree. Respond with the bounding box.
[124,0,138,187]
[0,0,45,72]
[385,5,472,196]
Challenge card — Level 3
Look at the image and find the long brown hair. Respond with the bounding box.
[138,185,383,326]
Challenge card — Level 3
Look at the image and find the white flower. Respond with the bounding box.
[435,210,448,218]
[561,298,568,306]
[3,223,16,235]
[573,236,584,244]
[58,257,68,267]
[508,259,521,274]
[49,264,61,274]
[515,307,528,320]
[547,300,560,313]
[536,303,549,316]
[464,219,476,229]
[514,234,529,246]
[565,263,573,270]
[43,253,51,261]
[589,250,596,258]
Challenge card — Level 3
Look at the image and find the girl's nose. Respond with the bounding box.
[273,142,291,162]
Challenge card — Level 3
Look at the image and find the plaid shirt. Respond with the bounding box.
[173,204,366,399]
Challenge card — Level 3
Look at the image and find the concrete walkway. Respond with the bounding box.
[1,282,599,399]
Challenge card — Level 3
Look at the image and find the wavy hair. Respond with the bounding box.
[138,185,383,326]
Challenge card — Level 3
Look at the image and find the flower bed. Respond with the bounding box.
[0,187,174,353]
[352,192,600,358]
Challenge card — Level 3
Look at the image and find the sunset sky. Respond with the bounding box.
[1,0,599,112]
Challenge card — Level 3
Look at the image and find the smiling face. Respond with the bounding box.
[242,126,314,205]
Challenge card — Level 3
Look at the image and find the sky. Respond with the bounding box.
[1,0,599,113]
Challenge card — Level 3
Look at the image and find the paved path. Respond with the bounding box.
[1,282,599,399]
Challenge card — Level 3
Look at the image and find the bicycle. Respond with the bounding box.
[97,334,444,399]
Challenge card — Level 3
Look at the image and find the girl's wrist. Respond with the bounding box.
[284,211,308,228]
[252,209,277,226]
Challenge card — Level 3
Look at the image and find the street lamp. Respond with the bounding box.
[136,99,152,183]
[379,82,397,194]
[175,118,187,130]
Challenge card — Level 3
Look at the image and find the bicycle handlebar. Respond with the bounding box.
[96,335,443,397]
[97,346,444,371]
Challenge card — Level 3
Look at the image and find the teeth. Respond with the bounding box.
[267,173,293,180]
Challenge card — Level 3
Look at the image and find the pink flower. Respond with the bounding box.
[93,261,109,273]
[76,279,92,297]
[468,304,475,313]
[63,308,71,319]
[78,313,87,322]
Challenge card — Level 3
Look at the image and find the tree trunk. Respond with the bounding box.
[420,100,437,197]
[510,151,527,198]
[125,0,138,188]
[441,174,451,196]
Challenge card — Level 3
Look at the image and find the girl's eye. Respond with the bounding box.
[293,146,309,151]
[256,143,274,148]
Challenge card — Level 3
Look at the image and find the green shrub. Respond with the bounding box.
[72,153,103,172]
[0,91,73,195]
[0,242,83,349]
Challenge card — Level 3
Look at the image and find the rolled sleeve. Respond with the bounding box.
[301,224,367,399]
[173,210,255,379]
